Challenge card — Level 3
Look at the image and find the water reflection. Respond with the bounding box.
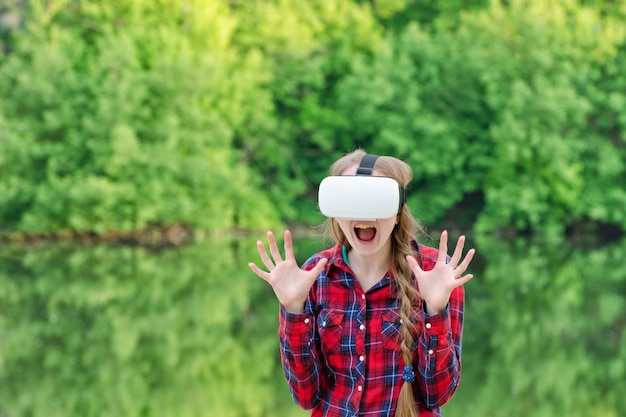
[447,236,626,417]
[0,235,624,417]
[0,239,303,417]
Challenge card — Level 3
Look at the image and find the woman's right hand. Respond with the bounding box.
[248,230,327,314]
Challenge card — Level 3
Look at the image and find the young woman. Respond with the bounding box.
[249,150,475,417]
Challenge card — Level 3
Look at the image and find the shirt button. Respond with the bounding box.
[361,294,366,299]
[357,385,363,392]
[304,318,310,324]
[425,322,431,329]
[359,324,365,331]
[359,355,365,362]
[428,349,434,355]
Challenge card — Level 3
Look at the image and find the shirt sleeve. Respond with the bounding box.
[414,285,465,409]
[278,298,326,410]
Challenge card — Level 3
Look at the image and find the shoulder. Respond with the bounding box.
[301,244,341,271]
[411,241,440,272]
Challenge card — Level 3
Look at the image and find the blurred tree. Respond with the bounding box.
[0,0,279,234]
[356,0,489,29]
[228,0,386,222]
[1,0,625,237]
[331,22,491,225]
[465,0,626,237]
[315,0,626,237]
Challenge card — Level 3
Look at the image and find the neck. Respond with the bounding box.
[347,248,392,292]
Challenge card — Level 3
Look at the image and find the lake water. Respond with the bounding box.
[0,232,624,417]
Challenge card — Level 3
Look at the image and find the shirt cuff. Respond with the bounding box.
[422,305,452,349]
[279,304,314,338]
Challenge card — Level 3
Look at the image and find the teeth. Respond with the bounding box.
[354,224,374,229]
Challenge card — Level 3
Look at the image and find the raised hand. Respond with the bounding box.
[406,230,475,315]
[248,230,328,314]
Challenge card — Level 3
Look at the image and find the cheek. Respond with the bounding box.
[378,221,397,239]
[335,221,352,237]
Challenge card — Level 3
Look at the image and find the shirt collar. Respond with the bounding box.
[325,243,392,290]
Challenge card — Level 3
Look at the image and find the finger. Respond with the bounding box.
[308,258,328,279]
[437,230,449,265]
[283,230,295,261]
[248,262,271,282]
[455,248,476,275]
[257,239,275,271]
[449,235,466,268]
[453,273,474,287]
[406,255,424,273]
[267,231,284,263]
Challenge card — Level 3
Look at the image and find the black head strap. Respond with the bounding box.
[356,154,379,176]
[399,185,406,211]
[356,153,406,213]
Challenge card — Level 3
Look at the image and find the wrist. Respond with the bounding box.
[424,302,446,316]
[282,302,305,314]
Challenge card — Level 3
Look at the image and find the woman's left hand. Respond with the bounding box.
[406,230,475,315]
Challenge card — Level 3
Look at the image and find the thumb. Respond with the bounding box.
[406,255,423,272]
[308,258,328,278]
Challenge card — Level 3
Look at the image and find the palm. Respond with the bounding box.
[249,230,327,313]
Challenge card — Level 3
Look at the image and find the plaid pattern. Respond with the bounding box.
[279,242,465,417]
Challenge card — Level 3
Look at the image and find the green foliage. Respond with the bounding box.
[364,0,490,29]
[0,0,279,235]
[466,0,626,237]
[1,0,626,237]
[330,22,492,224]
[228,0,386,220]
[326,0,626,235]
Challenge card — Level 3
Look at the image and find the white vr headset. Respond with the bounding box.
[318,154,406,220]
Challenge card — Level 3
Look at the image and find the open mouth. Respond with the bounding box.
[354,223,376,242]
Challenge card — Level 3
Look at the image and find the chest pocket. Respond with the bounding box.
[317,309,345,355]
[382,309,402,351]
[382,309,418,351]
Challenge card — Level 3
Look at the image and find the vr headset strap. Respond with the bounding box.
[356,154,379,176]
[352,153,406,213]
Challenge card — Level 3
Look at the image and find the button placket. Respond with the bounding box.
[356,292,367,376]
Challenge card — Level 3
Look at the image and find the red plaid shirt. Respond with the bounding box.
[278,241,465,417]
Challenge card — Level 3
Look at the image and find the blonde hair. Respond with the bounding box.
[325,149,425,417]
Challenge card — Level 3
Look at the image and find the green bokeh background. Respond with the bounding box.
[1,1,625,416]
